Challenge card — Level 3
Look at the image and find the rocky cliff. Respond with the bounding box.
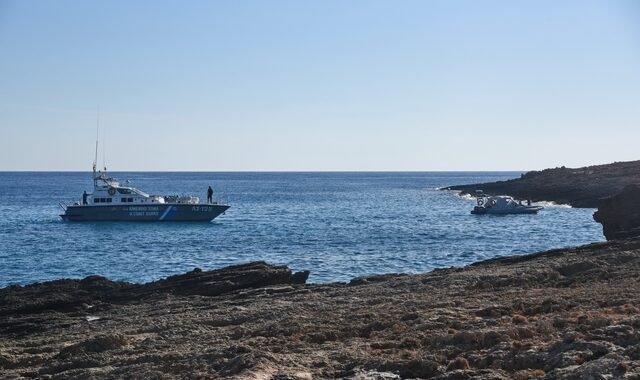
[594,184,640,241]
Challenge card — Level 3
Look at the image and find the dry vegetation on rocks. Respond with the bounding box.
[1,241,640,379]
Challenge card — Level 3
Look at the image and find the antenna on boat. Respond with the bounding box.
[102,111,107,172]
[93,106,99,187]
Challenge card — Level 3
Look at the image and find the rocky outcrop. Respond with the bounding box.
[0,261,310,316]
[443,160,640,208]
[1,242,640,378]
[593,184,640,240]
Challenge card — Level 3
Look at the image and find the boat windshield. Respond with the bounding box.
[133,189,149,198]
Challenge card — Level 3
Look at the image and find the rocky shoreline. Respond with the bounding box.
[2,240,640,379]
[443,160,640,208]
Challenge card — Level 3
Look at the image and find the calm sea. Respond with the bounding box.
[0,172,604,286]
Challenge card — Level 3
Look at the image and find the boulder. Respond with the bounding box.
[593,185,640,240]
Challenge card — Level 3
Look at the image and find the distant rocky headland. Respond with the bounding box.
[443,160,640,208]
[2,241,640,379]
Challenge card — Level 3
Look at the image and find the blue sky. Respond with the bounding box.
[1,0,639,171]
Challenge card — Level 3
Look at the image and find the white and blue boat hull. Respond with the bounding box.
[60,203,229,222]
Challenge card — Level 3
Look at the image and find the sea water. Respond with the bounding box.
[0,172,604,286]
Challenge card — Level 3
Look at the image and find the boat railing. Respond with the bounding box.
[214,192,229,205]
[59,200,81,211]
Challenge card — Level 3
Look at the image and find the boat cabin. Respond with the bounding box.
[479,195,519,209]
[87,173,164,205]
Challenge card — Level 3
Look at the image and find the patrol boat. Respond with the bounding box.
[60,169,229,222]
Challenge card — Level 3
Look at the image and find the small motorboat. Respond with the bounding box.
[471,191,543,215]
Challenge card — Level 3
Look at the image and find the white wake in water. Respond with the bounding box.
[445,190,573,208]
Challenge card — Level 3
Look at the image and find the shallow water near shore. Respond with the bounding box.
[0,172,604,286]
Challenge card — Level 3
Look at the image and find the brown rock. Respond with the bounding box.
[447,357,470,371]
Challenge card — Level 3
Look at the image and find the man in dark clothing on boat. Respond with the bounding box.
[82,191,88,205]
[207,186,213,204]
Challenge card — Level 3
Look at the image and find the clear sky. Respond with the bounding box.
[1,0,639,171]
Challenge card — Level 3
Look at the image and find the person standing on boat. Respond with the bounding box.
[82,191,88,205]
[207,186,213,204]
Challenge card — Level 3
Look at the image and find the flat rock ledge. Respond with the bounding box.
[2,242,640,379]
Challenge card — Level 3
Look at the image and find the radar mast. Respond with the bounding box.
[93,106,99,188]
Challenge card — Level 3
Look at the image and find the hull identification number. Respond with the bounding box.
[192,206,214,212]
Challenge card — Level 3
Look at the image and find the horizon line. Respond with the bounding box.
[0,169,526,173]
